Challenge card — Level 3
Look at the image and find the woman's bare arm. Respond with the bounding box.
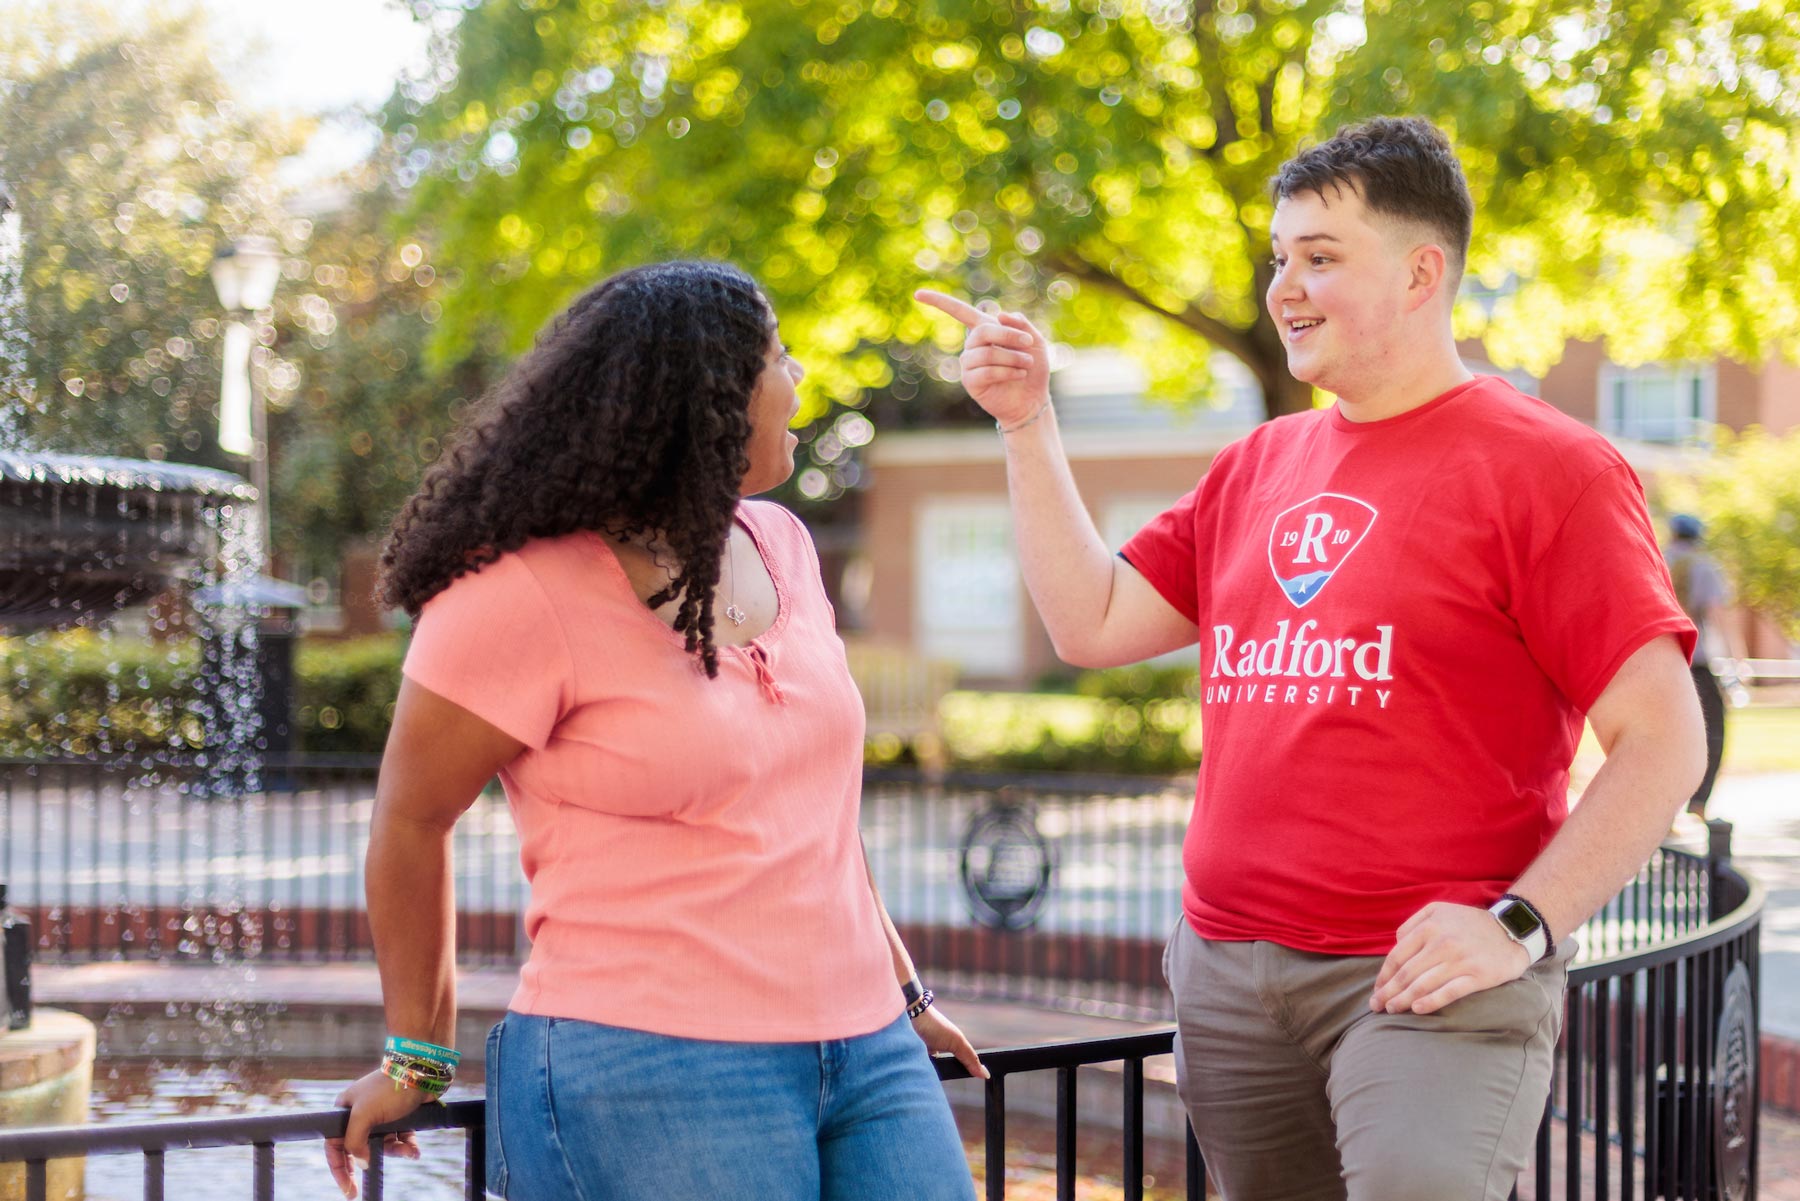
[327,677,525,1198]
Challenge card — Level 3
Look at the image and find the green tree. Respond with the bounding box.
[385,0,1800,436]
[0,1,302,462]
[1668,427,1800,642]
[272,165,501,574]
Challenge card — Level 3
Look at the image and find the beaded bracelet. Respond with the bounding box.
[905,988,936,1021]
[383,1058,453,1087]
[382,1056,451,1098]
[378,1058,448,1101]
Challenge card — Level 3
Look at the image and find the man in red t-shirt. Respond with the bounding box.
[919,117,1703,1199]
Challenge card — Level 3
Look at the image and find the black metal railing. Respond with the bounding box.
[2,1032,1196,1201]
[0,760,1193,1011]
[0,1095,486,1201]
[1529,822,1764,1201]
[0,757,522,967]
[0,823,1765,1201]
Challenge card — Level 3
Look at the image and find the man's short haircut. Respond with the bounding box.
[1272,116,1474,282]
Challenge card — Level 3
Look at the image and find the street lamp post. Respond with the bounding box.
[210,236,283,570]
[207,237,304,775]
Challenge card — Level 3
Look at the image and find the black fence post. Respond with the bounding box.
[1706,819,1735,922]
[0,882,30,1029]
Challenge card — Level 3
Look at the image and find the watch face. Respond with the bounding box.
[1495,900,1542,940]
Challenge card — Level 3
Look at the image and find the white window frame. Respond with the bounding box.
[1597,362,1716,444]
[1104,496,1198,669]
[914,498,1022,678]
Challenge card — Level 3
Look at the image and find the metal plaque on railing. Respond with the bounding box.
[1714,961,1755,1201]
[959,797,1053,930]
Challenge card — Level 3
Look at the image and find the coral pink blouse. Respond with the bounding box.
[403,500,899,1041]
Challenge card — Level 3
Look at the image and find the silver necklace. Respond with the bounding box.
[723,532,747,626]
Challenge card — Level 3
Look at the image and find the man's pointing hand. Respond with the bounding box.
[914,289,1052,428]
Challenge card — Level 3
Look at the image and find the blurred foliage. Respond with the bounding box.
[273,173,503,572]
[0,1,305,461]
[0,629,202,760]
[863,665,1202,773]
[7,0,1800,574]
[0,4,503,572]
[1663,426,1800,642]
[4,631,1207,769]
[1072,661,1199,702]
[0,630,405,760]
[931,687,1201,774]
[293,635,406,755]
[385,0,1800,467]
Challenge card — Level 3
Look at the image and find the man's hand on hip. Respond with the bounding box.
[1370,902,1533,1016]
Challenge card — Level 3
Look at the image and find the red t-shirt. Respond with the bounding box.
[1121,376,1695,955]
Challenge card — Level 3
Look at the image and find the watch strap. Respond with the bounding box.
[1500,893,1556,959]
[1489,896,1551,964]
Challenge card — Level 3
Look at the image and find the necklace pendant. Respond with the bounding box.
[724,603,748,626]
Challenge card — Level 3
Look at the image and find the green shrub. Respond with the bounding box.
[0,630,202,759]
[907,680,1202,774]
[1071,663,1199,703]
[0,630,407,760]
[294,636,405,755]
[7,634,1203,774]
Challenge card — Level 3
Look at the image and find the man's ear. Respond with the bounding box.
[1406,243,1451,314]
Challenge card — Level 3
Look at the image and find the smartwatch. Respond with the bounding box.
[1488,895,1551,964]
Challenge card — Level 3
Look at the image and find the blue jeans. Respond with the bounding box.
[485,1011,975,1200]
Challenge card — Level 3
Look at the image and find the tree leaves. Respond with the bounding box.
[0,3,304,463]
[1667,426,1800,641]
[390,0,1799,449]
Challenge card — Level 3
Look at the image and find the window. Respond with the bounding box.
[295,556,343,633]
[1102,497,1177,553]
[1104,497,1197,668]
[915,499,1021,677]
[1598,363,1715,444]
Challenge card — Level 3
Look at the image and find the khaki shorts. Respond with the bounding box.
[1163,918,1573,1201]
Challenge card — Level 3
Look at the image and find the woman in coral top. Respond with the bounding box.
[325,261,982,1201]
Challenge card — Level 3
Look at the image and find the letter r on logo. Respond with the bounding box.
[1295,513,1334,564]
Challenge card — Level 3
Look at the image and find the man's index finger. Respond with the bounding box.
[913,288,994,328]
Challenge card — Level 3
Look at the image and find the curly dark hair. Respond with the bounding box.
[377,260,774,678]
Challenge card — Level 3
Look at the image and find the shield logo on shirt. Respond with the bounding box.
[1267,493,1378,608]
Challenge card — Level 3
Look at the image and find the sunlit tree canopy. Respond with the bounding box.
[1665,425,1800,642]
[0,1,304,461]
[386,0,1800,455]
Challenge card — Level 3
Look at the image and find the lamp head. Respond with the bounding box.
[210,236,282,311]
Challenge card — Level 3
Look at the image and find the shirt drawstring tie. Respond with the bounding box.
[745,643,785,705]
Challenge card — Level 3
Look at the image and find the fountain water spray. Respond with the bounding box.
[1,176,277,1044]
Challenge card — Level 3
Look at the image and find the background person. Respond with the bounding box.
[1664,512,1736,820]
[919,116,1703,1200]
[326,260,982,1201]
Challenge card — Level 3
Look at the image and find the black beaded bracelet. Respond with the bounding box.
[905,988,936,1021]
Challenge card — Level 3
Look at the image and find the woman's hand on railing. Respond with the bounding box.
[325,1069,425,1200]
[913,1004,991,1080]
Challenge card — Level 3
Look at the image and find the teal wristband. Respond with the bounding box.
[385,1035,461,1066]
